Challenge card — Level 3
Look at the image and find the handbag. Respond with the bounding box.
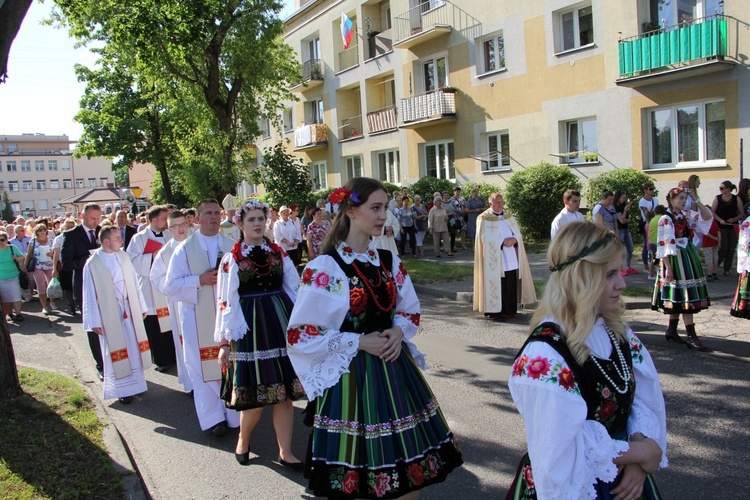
[14,259,29,290]
[637,219,647,235]
[26,239,37,272]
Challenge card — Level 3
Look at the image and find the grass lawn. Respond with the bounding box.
[401,259,474,284]
[0,367,122,499]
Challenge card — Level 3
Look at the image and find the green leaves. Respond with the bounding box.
[249,142,312,208]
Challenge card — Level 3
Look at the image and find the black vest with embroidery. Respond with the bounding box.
[237,246,285,293]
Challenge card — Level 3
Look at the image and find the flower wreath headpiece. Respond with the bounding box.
[232,200,269,225]
[667,187,687,200]
[549,232,617,273]
[329,187,361,206]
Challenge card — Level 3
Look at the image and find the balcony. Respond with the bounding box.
[294,123,328,151]
[291,59,324,91]
[367,106,398,135]
[339,115,363,142]
[617,15,736,87]
[337,44,359,73]
[399,89,456,128]
[393,1,481,50]
[367,29,393,60]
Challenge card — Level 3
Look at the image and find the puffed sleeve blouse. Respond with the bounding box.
[737,217,750,274]
[508,318,667,500]
[655,210,712,259]
[286,240,424,399]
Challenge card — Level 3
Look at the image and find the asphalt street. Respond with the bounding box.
[9,291,750,499]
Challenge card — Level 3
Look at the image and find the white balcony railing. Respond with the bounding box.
[400,89,456,124]
[294,123,328,149]
[367,106,398,133]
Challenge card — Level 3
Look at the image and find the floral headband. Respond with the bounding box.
[549,232,617,273]
[232,200,269,225]
[667,187,687,199]
[329,187,361,205]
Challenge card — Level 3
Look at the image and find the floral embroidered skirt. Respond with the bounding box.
[730,271,750,319]
[220,290,305,410]
[307,346,463,499]
[651,244,710,314]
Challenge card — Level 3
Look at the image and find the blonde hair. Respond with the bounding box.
[32,224,49,237]
[530,221,627,365]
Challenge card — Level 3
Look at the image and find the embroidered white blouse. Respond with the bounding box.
[738,217,750,273]
[655,210,712,259]
[508,318,668,500]
[213,242,299,343]
[286,241,424,399]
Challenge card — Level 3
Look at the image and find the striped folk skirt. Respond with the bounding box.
[730,271,750,319]
[307,346,463,499]
[651,244,710,314]
[220,290,305,411]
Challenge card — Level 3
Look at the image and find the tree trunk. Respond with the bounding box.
[0,317,23,400]
[0,0,34,83]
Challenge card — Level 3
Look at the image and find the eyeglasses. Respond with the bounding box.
[0,239,6,242]
[645,187,654,191]
[169,222,188,229]
[720,186,727,190]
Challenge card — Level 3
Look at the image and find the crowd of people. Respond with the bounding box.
[7,173,750,499]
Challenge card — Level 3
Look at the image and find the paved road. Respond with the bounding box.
[9,291,750,498]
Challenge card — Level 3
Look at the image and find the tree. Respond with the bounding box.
[0,0,33,83]
[2,191,14,223]
[249,142,312,208]
[53,0,301,199]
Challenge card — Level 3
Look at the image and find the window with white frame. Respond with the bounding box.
[7,144,17,153]
[304,35,321,62]
[283,108,293,132]
[311,162,327,190]
[485,132,511,170]
[100,177,108,187]
[51,199,60,209]
[88,178,96,187]
[21,161,30,172]
[50,180,60,190]
[650,0,722,27]
[345,156,363,181]
[38,199,48,211]
[23,181,32,191]
[258,118,271,139]
[563,118,598,163]
[48,160,57,171]
[8,182,18,192]
[376,150,400,184]
[425,141,455,180]
[36,180,46,191]
[305,100,324,124]
[557,4,594,53]
[422,56,447,92]
[11,203,20,213]
[25,200,34,210]
[478,32,505,75]
[35,160,44,171]
[61,160,71,170]
[76,178,84,188]
[6,161,16,172]
[63,179,72,189]
[649,100,725,167]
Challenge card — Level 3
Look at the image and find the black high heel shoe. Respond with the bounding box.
[278,457,304,472]
[235,451,250,465]
[665,329,686,344]
[686,334,708,351]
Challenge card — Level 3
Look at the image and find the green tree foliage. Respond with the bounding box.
[459,181,504,204]
[2,191,14,223]
[409,177,455,205]
[504,162,582,239]
[584,168,656,241]
[249,142,312,208]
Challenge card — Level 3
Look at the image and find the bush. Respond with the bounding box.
[459,181,503,204]
[409,177,455,204]
[584,169,656,241]
[504,162,582,239]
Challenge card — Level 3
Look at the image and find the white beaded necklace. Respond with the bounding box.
[590,325,632,395]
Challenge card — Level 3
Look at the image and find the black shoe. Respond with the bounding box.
[278,458,304,472]
[210,421,227,438]
[686,335,708,351]
[14,313,24,322]
[235,451,250,465]
[187,390,194,398]
[97,369,104,382]
[665,329,686,344]
[118,396,134,404]
[154,365,170,373]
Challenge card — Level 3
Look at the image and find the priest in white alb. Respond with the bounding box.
[165,199,239,437]
[149,210,192,394]
[83,225,150,404]
[473,193,536,321]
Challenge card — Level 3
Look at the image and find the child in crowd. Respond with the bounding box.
[702,210,720,282]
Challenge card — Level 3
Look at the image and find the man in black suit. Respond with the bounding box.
[61,203,104,380]
[115,209,137,250]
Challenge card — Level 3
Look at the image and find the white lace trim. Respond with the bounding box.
[217,323,248,342]
[296,333,359,399]
[240,241,272,257]
[628,407,669,469]
[230,347,288,362]
[574,422,629,498]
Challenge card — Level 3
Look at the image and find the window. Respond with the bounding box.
[61,160,71,170]
[36,180,46,191]
[21,161,30,172]
[100,177,108,187]
[649,100,725,167]
[423,56,447,92]
[425,141,455,179]
[0,182,3,190]
[650,0,722,27]
[7,144,17,153]
[48,160,57,171]
[9,182,18,192]
[377,150,401,184]
[283,108,294,132]
[312,162,327,190]
[11,203,20,213]
[35,160,44,171]
[479,33,505,75]
[51,199,61,209]
[88,178,96,187]
[50,180,60,190]
[485,132,511,170]
[306,36,321,61]
[23,181,33,191]
[76,178,84,188]
[38,199,48,211]
[345,156,363,180]
[564,118,598,163]
[63,179,73,189]
[6,161,16,172]
[25,200,34,210]
[558,4,594,52]
[258,118,271,139]
[305,100,324,124]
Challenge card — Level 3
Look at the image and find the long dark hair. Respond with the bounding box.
[319,177,388,255]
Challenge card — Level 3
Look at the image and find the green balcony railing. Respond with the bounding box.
[618,15,727,78]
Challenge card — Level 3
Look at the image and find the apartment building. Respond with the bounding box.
[0,134,114,217]
[249,0,749,199]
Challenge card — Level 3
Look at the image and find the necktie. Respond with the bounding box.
[89,229,96,246]
[120,227,125,240]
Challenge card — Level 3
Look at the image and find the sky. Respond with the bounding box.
[0,0,296,142]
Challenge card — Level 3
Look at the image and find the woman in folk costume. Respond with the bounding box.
[508,222,667,500]
[287,178,462,499]
[215,200,306,467]
[730,203,750,318]
[651,187,713,350]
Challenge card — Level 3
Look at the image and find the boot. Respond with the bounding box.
[685,324,707,351]
[664,318,685,344]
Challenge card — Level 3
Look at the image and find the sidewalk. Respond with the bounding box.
[410,247,738,308]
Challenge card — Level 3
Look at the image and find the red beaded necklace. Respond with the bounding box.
[351,260,396,313]
[237,244,279,277]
